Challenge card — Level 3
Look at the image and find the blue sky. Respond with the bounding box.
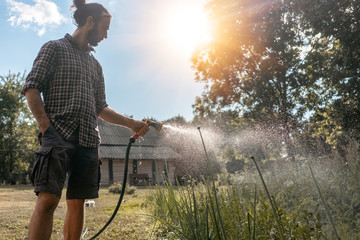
[0,0,208,121]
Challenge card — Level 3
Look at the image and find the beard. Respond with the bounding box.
[88,27,100,47]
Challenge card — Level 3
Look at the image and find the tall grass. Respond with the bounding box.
[146,156,360,239]
[250,156,284,240]
[146,130,323,239]
[198,127,227,240]
[308,164,340,240]
[146,130,360,239]
[146,178,325,239]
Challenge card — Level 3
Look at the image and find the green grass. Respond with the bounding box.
[1,157,359,240]
[0,186,156,240]
[145,159,360,240]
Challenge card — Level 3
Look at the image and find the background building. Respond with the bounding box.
[98,119,178,186]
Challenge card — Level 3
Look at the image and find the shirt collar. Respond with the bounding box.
[65,33,95,52]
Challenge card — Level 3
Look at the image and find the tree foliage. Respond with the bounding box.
[191,0,360,162]
[0,72,38,184]
[295,0,360,149]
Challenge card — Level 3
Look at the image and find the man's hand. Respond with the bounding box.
[131,119,150,137]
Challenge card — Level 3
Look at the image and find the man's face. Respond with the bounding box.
[88,16,111,47]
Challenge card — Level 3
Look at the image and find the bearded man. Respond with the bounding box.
[22,1,149,239]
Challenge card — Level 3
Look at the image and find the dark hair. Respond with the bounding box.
[71,0,111,27]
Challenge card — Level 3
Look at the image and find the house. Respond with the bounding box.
[98,119,178,186]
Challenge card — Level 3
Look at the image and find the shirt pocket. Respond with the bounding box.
[31,146,53,186]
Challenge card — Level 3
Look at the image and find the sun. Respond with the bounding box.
[164,4,211,54]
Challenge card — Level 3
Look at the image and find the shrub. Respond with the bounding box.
[108,182,136,195]
[126,186,136,195]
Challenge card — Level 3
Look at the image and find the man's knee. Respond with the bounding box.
[66,199,85,211]
[36,192,60,213]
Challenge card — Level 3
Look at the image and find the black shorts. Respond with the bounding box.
[30,124,101,199]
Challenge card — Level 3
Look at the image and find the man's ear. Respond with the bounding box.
[86,16,95,30]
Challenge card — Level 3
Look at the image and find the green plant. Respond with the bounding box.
[251,156,285,239]
[108,183,136,195]
[146,127,324,239]
[126,186,136,195]
[147,176,325,239]
[146,128,360,239]
[309,163,340,239]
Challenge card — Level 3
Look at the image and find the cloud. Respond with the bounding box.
[6,0,68,36]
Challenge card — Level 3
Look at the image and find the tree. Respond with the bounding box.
[0,72,38,184]
[278,0,360,166]
[192,0,316,161]
[295,0,360,146]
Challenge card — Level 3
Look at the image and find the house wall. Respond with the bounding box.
[100,159,109,186]
[100,158,175,186]
[100,159,134,186]
[154,160,175,185]
[113,159,134,184]
[168,161,175,184]
[137,160,152,174]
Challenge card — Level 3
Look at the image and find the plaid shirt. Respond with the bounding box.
[22,34,108,147]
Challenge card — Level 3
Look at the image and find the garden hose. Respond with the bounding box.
[84,120,163,239]
[86,137,134,240]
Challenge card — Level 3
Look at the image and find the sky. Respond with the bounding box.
[0,0,210,122]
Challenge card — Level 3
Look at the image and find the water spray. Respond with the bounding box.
[85,119,163,240]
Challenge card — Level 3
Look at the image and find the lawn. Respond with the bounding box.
[0,185,156,240]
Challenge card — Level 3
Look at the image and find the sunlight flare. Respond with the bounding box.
[164,3,211,53]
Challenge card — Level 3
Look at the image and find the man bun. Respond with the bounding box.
[70,0,110,27]
[71,0,86,10]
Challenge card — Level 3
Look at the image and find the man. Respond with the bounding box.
[21,1,149,239]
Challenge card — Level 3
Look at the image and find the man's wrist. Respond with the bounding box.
[38,119,51,133]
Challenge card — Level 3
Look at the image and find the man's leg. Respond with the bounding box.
[28,192,60,240]
[63,199,86,240]
[64,146,99,239]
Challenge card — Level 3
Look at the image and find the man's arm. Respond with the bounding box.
[25,88,51,135]
[99,106,149,136]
